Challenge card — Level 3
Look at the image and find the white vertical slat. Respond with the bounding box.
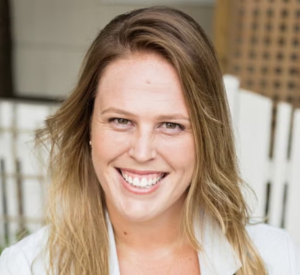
[23,178,45,233]
[268,103,292,227]
[16,103,50,131]
[16,103,51,176]
[223,75,240,121]
[0,127,5,244]
[0,101,16,178]
[0,100,14,129]
[236,90,273,217]
[285,109,300,246]
[16,132,37,175]
[0,102,16,244]
[0,101,7,244]
[223,75,241,166]
[6,176,19,243]
[0,157,3,245]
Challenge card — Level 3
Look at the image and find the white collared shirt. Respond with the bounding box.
[1,217,299,275]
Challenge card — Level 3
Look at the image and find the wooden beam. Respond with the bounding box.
[0,0,14,97]
[213,0,233,73]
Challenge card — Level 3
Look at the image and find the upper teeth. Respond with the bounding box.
[121,171,164,188]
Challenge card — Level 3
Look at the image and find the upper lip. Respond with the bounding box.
[116,167,167,175]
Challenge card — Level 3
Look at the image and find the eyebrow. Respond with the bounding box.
[101,107,190,121]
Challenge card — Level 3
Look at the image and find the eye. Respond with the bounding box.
[108,118,130,124]
[162,122,184,131]
[165,122,178,129]
[108,117,132,128]
[115,118,130,124]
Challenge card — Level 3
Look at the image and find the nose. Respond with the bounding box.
[128,128,157,163]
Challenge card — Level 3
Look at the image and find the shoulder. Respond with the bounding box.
[246,223,300,275]
[0,226,49,275]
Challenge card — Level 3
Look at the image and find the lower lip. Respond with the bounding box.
[116,169,164,195]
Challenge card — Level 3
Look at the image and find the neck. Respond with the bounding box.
[107,196,186,254]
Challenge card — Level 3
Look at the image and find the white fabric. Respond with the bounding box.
[0,218,299,275]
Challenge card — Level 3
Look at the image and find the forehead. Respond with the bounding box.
[95,52,189,116]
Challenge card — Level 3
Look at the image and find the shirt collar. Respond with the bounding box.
[107,213,242,275]
[196,214,242,275]
[107,217,121,275]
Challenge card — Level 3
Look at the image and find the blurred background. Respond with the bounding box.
[0,0,299,252]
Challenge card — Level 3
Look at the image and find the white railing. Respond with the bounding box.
[0,76,299,247]
[0,100,56,245]
[224,75,300,246]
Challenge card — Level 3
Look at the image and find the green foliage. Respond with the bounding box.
[16,228,30,242]
[0,233,9,255]
[0,228,30,256]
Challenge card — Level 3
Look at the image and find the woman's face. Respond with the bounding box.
[91,52,195,222]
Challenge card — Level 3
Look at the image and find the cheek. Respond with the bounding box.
[158,135,195,170]
[91,128,131,160]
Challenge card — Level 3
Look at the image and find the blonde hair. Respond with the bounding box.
[36,6,267,275]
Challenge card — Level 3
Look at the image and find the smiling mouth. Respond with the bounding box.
[116,168,168,189]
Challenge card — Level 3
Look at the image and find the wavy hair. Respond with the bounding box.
[36,6,267,275]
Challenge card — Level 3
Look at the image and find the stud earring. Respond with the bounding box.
[89,141,92,146]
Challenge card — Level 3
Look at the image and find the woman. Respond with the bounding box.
[0,6,299,275]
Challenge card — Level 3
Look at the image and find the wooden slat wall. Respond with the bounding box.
[213,0,233,72]
[215,0,300,109]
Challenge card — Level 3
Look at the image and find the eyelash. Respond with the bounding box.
[108,118,185,131]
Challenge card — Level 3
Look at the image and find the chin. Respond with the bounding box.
[116,200,161,223]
